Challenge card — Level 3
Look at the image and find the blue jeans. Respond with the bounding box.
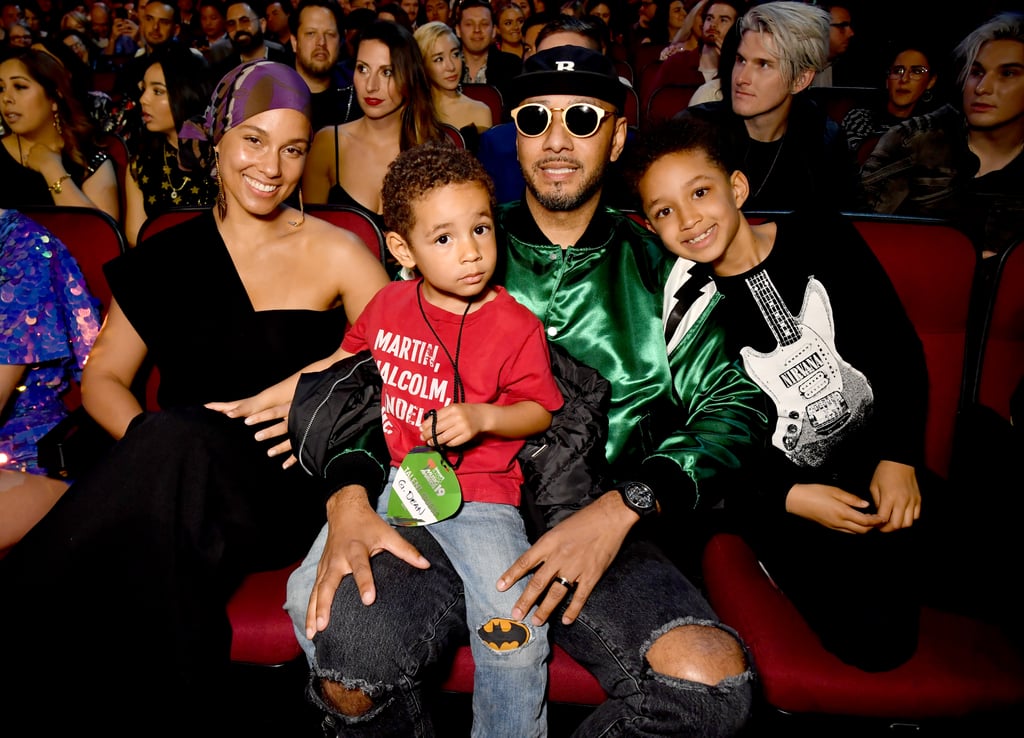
[287,514,755,737]
[286,485,548,738]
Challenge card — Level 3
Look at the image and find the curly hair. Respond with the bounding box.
[382,140,495,237]
[622,114,737,197]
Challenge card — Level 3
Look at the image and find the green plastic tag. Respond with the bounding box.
[387,446,462,526]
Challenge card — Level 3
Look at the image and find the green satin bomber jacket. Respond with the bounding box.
[495,201,768,519]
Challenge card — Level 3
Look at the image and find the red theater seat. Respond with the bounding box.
[701,215,1024,727]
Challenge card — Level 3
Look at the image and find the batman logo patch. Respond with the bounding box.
[477,617,531,652]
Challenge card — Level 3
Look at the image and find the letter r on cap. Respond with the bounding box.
[555,61,575,71]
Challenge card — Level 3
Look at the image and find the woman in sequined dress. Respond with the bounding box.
[123,43,218,246]
[0,208,102,553]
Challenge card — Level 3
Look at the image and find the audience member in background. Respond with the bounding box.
[0,59,391,733]
[455,0,522,101]
[3,17,32,48]
[584,0,624,48]
[302,20,446,241]
[60,8,88,36]
[415,19,493,151]
[0,207,102,553]
[682,1,862,213]
[195,0,233,64]
[399,0,421,29]
[657,0,739,84]
[123,45,216,246]
[0,1,16,42]
[264,0,291,48]
[376,2,413,31]
[290,0,361,132]
[626,113,929,672]
[0,49,119,219]
[112,0,184,133]
[32,32,117,132]
[86,1,112,56]
[655,0,699,52]
[841,40,941,162]
[337,5,377,84]
[521,7,551,59]
[810,1,856,88]
[424,0,450,26]
[495,0,526,58]
[59,26,91,64]
[626,0,660,51]
[22,1,45,40]
[211,0,293,79]
[175,0,202,47]
[861,10,1024,261]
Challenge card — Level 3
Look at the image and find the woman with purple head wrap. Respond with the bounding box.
[0,60,390,732]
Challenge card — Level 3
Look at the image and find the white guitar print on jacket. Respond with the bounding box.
[741,272,873,467]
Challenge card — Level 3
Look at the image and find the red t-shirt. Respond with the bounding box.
[342,280,563,505]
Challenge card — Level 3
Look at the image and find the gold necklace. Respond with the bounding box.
[162,144,191,204]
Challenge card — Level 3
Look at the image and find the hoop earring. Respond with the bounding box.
[922,89,933,103]
[214,149,227,219]
[288,187,305,227]
[52,110,63,137]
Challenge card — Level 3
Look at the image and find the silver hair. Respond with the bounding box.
[736,1,830,88]
[954,11,1024,91]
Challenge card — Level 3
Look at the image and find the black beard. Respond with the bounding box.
[231,30,264,53]
[524,158,607,212]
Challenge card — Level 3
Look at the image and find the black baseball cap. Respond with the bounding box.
[506,45,629,112]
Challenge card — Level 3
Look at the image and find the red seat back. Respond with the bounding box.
[461,83,506,123]
[851,217,976,477]
[976,241,1024,421]
[20,205,127,314]
[18,206,128,411]
[644,83,700,130]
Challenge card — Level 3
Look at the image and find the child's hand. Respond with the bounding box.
[785,483,885,534]
[420,404,489,448]
[205,395,297,468]
[869,460,921,532]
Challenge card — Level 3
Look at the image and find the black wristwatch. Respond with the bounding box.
[618,481,659,518]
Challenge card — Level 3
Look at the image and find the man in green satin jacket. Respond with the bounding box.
[490,45,769,737]
[279,43,769,738]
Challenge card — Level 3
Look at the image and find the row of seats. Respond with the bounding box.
[18,205,1024,731]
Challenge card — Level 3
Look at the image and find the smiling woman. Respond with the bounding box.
[0,60,392,732]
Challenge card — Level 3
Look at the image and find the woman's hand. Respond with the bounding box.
[205,392,297,467]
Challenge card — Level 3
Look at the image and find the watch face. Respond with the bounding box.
[624,482,654,510]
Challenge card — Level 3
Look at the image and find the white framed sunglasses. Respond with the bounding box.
[510,102,615,139]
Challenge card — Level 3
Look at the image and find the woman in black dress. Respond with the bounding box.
[0,60,390,733]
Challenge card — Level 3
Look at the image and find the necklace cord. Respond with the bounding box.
[416,280,474,469]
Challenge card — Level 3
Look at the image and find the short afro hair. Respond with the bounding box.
[382,141,497,238]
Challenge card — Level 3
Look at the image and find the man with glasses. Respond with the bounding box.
[285,43,763,738]
[861,10,1024,261]
[212,0,292,79]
